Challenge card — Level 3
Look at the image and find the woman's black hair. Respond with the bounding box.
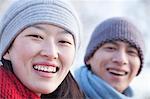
[41,71,85,99]
[1,57,13,72]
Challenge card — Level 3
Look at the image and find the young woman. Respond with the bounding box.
[75,17,145,99]
[0,0,84,98]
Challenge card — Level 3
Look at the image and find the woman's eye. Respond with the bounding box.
[26,34,43,39]
[59,40,72,45]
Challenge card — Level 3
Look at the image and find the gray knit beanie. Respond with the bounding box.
[84,17,144,75]
[0,0,81,65]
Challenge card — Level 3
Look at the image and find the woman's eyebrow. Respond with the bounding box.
[31,25,46,32]
[59,30,71,35]
[32,25,71,35]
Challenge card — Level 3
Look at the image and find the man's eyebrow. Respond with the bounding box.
[128,44,137,49]
[106,41,118,45]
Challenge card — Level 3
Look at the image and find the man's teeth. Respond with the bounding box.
[33,65,57,73]
[108,69,127,76]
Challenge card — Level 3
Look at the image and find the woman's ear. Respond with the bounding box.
[3,52,11,60]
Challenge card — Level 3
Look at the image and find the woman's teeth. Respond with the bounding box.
[108,69,127,76]
[33,65,58,73]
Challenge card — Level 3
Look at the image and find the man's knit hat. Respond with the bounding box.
[84,17,144,75]
[0,0,81,64]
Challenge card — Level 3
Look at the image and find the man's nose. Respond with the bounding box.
[112,50,128,65]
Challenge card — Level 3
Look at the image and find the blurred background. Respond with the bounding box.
[0,0,150,98]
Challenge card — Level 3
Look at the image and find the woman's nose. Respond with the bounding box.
[112,50,128,65]
[40,41,58,59]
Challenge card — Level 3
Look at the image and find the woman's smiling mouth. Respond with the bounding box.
[33,65,59,73]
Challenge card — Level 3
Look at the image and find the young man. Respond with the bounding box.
[75,17,145,99]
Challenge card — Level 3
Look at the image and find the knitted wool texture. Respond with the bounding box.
[0,67,40,98]
[84,17,144,75]
[0,0,81,64]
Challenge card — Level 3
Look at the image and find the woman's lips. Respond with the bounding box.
[33,62,59,73]
[33,65,59,73]
[32,64,60,78]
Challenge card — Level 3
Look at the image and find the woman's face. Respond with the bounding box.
[3,24,75,96]
[87,41,140,93]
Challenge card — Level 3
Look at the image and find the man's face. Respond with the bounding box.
[87,41,140,93]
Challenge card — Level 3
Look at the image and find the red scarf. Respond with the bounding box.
[0,66,40,99]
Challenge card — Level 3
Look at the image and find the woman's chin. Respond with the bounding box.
[38,86,58,94]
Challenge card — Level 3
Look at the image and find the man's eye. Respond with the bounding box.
[105,47,116,50]
[127,50,138,56]
[26,34,43,39]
